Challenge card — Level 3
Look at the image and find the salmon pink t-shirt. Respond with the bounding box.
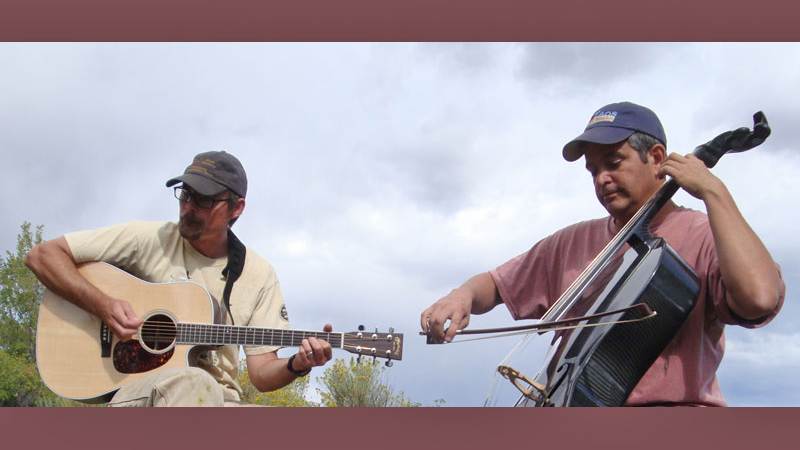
[490,206,785,406]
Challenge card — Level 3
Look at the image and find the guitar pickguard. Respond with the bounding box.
[113,340,174,374]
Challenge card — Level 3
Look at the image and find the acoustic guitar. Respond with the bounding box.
[35,261,403,403]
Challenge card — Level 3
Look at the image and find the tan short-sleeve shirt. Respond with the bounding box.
[65,221,291,399]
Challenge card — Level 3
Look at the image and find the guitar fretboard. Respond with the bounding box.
[176,323,344,348]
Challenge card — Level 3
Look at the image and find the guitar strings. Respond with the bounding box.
[129,321,399,360]
[134,323,394,347]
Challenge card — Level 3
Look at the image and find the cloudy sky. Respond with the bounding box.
[2,42,797,406]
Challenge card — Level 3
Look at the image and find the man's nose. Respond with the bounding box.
[181,197,199,212]
[595,169,612,186]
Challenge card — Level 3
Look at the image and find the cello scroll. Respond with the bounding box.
[693,112,770,168]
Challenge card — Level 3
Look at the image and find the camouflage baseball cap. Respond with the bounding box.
[166,151,247,198]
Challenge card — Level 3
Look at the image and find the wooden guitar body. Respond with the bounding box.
[36,262,217,402]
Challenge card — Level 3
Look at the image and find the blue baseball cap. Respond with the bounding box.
[562,101,666,162]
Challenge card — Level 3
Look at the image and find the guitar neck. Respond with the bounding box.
[175,323,344,349]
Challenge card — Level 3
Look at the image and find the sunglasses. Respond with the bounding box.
[174,187,232,210]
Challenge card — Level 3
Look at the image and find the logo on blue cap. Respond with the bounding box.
[562,102,666,162]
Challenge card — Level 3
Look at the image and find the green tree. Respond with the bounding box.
[0,348,49,406]
[317,357,420,407]
[237,357,429,407]
[0,222,57,406]
[237,360,318,406]
[0,221,44,361]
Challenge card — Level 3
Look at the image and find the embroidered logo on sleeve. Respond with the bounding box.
[280,304,289,322]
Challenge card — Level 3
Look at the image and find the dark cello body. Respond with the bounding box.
[510,112,771,407]
[516,226,700,406]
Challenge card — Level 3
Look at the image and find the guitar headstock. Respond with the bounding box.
[342,326,403,366]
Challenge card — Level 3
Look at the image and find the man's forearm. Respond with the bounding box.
[704,185,781,319]
[461,272,503,315]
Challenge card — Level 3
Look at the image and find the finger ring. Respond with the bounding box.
[306,351,313,357]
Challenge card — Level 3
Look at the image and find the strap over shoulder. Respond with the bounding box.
[221,229,246,324]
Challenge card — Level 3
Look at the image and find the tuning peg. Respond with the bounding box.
[388,327,394,334]
[385,360,393,367]
[356,354,362,364]
[358,324,365,331]
[369,348,378,363]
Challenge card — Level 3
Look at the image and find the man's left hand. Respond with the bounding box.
[659,153,725,201]
[293,323,334,371]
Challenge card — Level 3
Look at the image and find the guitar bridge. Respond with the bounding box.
[100,322,112,358]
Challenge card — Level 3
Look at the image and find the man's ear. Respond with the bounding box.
[649,144,667,165]
[231,198,246,220]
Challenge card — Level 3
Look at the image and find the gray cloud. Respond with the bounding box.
[516,43,669,84]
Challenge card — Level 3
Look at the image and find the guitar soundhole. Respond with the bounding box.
[113,340,174,374]
[140,313,178,353]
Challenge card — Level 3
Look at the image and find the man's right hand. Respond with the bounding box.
[420,288,474,344]
[421,272,503,344]
[100,298,143,341]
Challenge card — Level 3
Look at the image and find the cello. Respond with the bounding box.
[426,112,771,407]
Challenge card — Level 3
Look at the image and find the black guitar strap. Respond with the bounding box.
[221,229,246,325]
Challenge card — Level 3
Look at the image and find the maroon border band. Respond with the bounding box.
[2,0,800,41]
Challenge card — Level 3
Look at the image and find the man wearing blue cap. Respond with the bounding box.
[27,151,333,406]
[421,102,785,406]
